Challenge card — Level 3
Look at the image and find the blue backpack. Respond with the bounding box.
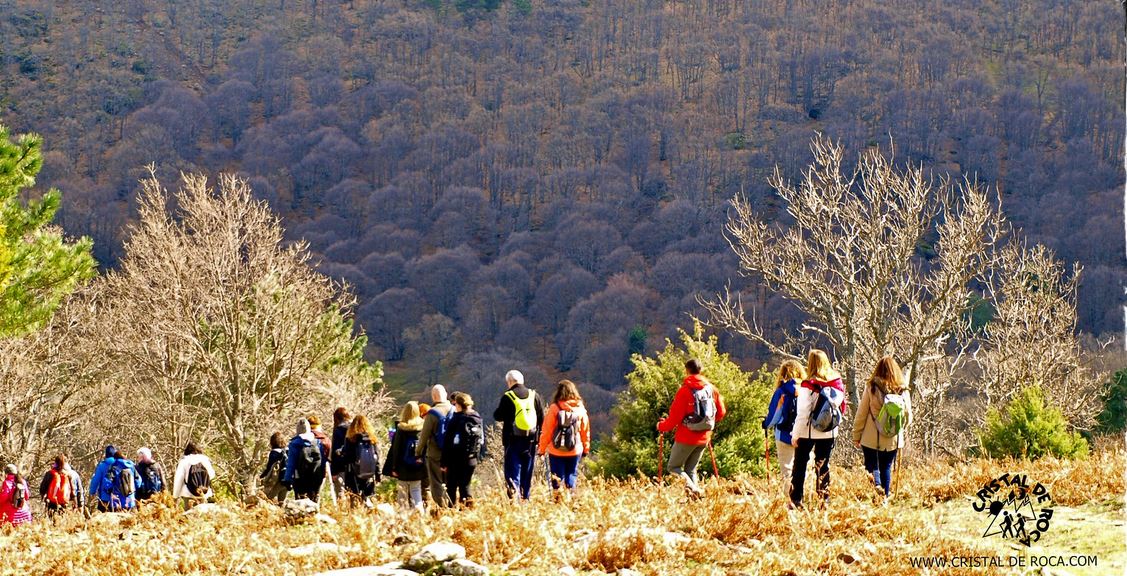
[430,409,451,448]
[402,434,424,470]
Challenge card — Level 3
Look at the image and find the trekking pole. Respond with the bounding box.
[706,440,719,479]
[763,428,772,479]
[325,461,337,507]
[657,433,664,483]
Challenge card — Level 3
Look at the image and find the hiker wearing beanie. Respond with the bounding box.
[285,419,325,502]
[1,463,32,526]
[135,447,166,501]
[853,356,911,503]
[657,359,727,497]
[537,380,591,499]
[763,360,805,496]
[790,349,848,509]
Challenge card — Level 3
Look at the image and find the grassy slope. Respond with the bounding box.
[2,451,1122,575]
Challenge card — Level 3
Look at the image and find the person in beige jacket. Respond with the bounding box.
[852,356,912,501]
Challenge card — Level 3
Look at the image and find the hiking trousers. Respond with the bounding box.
[666,441,705,493]
[775,439,795,495]
[791,437,834,507]
[861,446,898,496]
[397,480,424,510]
[425,457,449,507]
[503,438,536,500]
[548,454,581,491]
[445,463,476,506]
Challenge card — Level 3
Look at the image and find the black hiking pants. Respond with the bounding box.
[790,437,834,507]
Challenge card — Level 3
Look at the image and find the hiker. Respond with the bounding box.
[307,414,333,498]
[39,454,76,516]
[790,349,848,508]
[172,442,216,510]
[330,407,353,502]
[384,401,427,512]
[442,392,484,507]
[89,446,141,512]
[537,380,591,499]
[494,370,544,500]
[63,460,85,512]
[657,358,727,497]
[852,356,912,502]
[260,432,289,503]
[763,360,805,495]
[285,418,325,502]
[135,447,166,501]
[1,464,31,526]
[417,385,454,507]
[341,414,381,505]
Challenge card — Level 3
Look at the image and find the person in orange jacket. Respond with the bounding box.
[657,358,727,496]
[537,380,592,498]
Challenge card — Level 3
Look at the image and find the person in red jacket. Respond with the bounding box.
[657,358,727,496]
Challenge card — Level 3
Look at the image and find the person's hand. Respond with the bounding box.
[391,471,398,478]
[440,467,448,474]
[656,419,665,430]
[853,441,861,448]
[791,437,799,448]
[760,418,769,430]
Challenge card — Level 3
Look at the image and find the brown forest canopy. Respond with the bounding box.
[1,0,1122,399]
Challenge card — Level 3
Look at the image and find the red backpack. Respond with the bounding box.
[46,468,71,505]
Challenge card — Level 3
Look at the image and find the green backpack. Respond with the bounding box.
[875,393,907,437]
[506,390,537,436]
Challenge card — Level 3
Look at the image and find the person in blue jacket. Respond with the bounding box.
[284,419,325,502]
[762,360,805,497]
[89,446,141,512]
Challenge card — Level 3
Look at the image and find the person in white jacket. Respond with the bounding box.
[789,349,848,508]
[172,442,216,510]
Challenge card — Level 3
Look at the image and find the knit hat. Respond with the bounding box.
[295,418,312,436]
[104,445,117,459]
[3,463,17,476]
[137,447,153,463]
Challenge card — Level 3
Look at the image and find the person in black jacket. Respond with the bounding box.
[442,393,484,508]
[493,370,544,500]
[260,432,288,503]
[384,401,427,512]
[330,407,352,502]
[340,414,380,506]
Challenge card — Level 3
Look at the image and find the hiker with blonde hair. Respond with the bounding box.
[762,359,805,495]
[853,356,911,502]
[790,349,848,508]
[385,401,427,511]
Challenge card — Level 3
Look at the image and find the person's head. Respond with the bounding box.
[333,407,352,427]
[104,445,117,460]
[505,370,524,388]
[869,356,906,394]
[54,454,67,470]
[777,359,806,387]
[113,450,126,461]
[552,379,582,404]
[137,447,153,464]
[399,401,421,424]
[451,392,474,412]
[270,432,286,450]
[306,414,323,430]
[347,414,376,440]
[685,358,703,376]
[806,349,836,381]
[295,418,312,436]
[418,402,431,417]
[431,384,448,404]
[5,463,18,477]
[183,442,202,456]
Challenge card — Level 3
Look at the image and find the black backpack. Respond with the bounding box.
[552,409,578,451]
[185,462,210,497]
[10,479,25,509]
[401,434,424,470]
[295,439,322,481]
[452,413,484,462]
[139,462,163,496]
[355,438,380,481]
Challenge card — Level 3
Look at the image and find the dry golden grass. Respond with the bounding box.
[3,450,1123,575]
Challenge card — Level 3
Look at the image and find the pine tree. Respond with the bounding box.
[0,125,95,336]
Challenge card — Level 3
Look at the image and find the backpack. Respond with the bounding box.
[875,391,907,437]
[295,439,322,481]
[430,409,452,448]
[185,462,211,497]
[452,414,484,461]
[355,438,380,481]
[139,463,163,495]
[682,384,717,432]
[809,384,845,433]
[401,434,425,470]
[111,461,135,498]
[506,390,537,436]
[10,479,26,509]
[262,453,286,495]
[46,469,71,505]
[776,380,799,432]
[552,408,578,451]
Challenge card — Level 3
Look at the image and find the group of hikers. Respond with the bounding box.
[0,351,909,525]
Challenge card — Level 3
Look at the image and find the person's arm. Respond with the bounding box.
[657,387,688,433]
[494,392,513,423]
[763,387,784,428]
[714,387,728,423]
[416,414,434,457]
[204,457,217,481]
[537,404,557,456]
[284,441,299,485]
[172,460,186,498]
[131,463,142,490]
[39,471,52,498]
[791,385,812,444]
[89,462,105,497]
[534,391,545,433]
[852,385,871,444]
[580,412,592,456]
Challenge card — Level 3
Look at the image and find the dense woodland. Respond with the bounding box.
[1,0,1122,417]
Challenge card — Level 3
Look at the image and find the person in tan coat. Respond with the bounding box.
[852,356,912,501]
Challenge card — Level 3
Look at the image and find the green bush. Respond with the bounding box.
[980,386,1088,460]
[1095,369,1127,434]
[590,322,773,479]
